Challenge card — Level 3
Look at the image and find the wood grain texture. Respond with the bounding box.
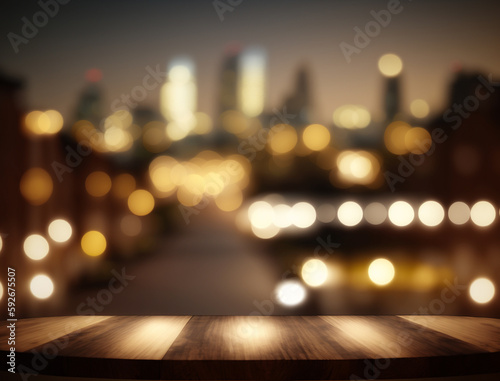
[0,315,111,352]
[398,315,500,352]
[1,315,499,380]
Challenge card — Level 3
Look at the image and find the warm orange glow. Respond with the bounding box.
[302,124,330,151]
[128,190,155,216]
[20,168,53,205]
[85,171,112,197]
[81,230,107,256]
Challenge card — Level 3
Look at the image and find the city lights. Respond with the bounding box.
[302,124,331,151]
[23,234,49,260]
[378,53,403,77]
[368,258,395,286]
[469,278,495,304]
[81,230,107,257]
[30,274,54,299]
[48,219,73,243]
[275,279,307,306]
[301,259,328,287]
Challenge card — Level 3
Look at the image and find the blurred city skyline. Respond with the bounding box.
[1,0,500,124]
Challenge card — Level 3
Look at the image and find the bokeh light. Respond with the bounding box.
[81,231,107,256]
[268,124,297,155]
[316,204,336,223]
[368,258,395,286]
[302,124,330,151]
[332,105,371,129]
[23,234,49,260]
[410,99,430,118]
[469,278,495,304]
[273,204,293,228]
[20,168,53,205]
[388,201,414,227]
[112,173,136,199]
[470,201,496,227]
[85,171,112,197]
[448,202,470,225]
[301,259,328,287]
[291,202,316,228]
[30,274,54,299]
[275,279,306,306]
[364,202,387,225]
[48,219,73,243]
[378,53,403,77]
[128,189,155,216]
[418,201,445,227]
[337,201,363,227]
[248,201,274,229]
[120,215,142,237]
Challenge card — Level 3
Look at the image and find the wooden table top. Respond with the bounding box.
[1,315,499,380]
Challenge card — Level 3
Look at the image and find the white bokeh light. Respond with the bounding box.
[418,201,445,227]
[470,201,496,227]
[301,259,328,287]
[291,202,316,228]
[23,234,49,260]
[368,258,395,286]
[48,219,73,243]
[275,279,306,306]
[388,201,414,227]
[337,201,363,227]
[469,278,495,304]
[30,274,54,299]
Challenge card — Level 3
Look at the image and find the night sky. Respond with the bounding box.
[1,0,499,124]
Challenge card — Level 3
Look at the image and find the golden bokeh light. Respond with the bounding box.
[24,110,63,135]
[378,53,403,77]
[215,185,243,212]
[368,258,395,286]
[23,234,49,260]
[291,202,316,228]
[112,173,136,199]
[268,124,297,154]
[275,279,306,306]
[20,168,53,205]
[85,171,112,197]
[384,121,411,155]
[332,105,371,129]
[30,274,54,299]
[301,259,328,287]
[48,219,73,243]
[302,124,330,151]
[404,127,432,154]
[81,230,107,257]
[128,189,155,216]
[410,99,430,118]
[336,150,380,186]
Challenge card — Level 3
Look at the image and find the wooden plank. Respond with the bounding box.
[0,316,111,352]
[46,316,191,360]
[398,315,500,352]
[162,315,369,361]
[320,315,485,358]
